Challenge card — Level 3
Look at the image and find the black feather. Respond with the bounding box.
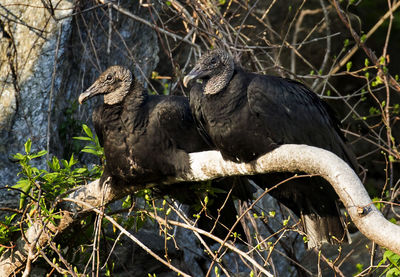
[186,50,358,247]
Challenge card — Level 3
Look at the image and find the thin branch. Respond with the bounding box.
[332,0,400,92]
[148,213,273,277]
[96,0,200,50]
[330,0,400,75]
[64,198,192,277]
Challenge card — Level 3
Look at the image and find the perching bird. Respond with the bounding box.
[78,65,253,240]
[183,49,358,248]
[78,66,212,185]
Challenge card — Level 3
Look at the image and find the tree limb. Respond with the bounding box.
[183,145,400,254]
[1,144,399,276]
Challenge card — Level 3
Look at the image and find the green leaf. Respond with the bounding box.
[372,197,383,210]
[52,157,60,171]
[12,153,25,160]
[385,250,400,265]
[122,196,132,209]
[82,124,93,138]
[283,216,290,226]
[214,266,219,277]
[269,211,276,217]
[30,150,47,159]
[74,168,87,174]
[380,56,386,65]
[369,107,379,115]
[42,172,58,183]
[387,267,400,277]
[69,154,77,167]
[25,139,32,154]
[94,135,100,146]
[61,159,69,169]
[13,179,32,209]
[376,76,383,85]
[81,148,101,156]
[204,195,209,206]
[346,61,352,72]
[355,263,363,274]
[73,136,92,141]
[13,179,31,191]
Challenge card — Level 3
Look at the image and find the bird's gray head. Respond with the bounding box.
[183,49,234,95]
[78,65,133,105]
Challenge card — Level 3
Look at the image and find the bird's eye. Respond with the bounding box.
[210,57,217,64]
[106,74,113,81]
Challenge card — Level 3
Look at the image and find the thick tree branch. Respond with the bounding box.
[183,145,400,255]
[1,144,399,276]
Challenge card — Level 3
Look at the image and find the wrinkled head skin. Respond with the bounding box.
[79,65,133,105]
[183,49,234,92]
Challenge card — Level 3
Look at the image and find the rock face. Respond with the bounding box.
[0,0,74,205]
[0,0,159,205]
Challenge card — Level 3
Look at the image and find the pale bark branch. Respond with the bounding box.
[1,144,399,276]
[182,145,400,255]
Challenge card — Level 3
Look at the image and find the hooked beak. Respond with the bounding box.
[78,83,100,104]
[183,67,204,87]
[183,73,197,88]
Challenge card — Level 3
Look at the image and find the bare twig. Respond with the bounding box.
[148,213,273,277]
[330,0,400,76]
[332,0,400,92]
[97,0,200,50]
[64,198,192,277]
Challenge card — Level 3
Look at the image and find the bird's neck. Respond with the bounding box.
[124,81,148,106]
[204,65,234,95]
[104,82,131,105]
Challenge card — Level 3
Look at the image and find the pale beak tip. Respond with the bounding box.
[78,94,85,105]
[78,90,91,105]
[183,75,193,88]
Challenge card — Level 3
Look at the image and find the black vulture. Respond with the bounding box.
[183,49,358,248]
[78,65,206,185]
[78,65,253,240]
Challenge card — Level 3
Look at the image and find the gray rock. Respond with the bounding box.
[0,0,159,206]
[0,0,74,206]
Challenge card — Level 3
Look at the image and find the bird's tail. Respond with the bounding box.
[301,199,351,248]
[251,174,350,248]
